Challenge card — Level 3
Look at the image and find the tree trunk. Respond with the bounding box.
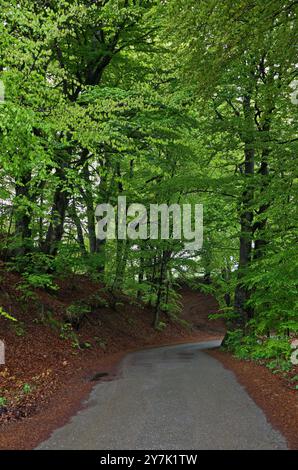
[137,255,145,299]
[154,250,170,328]
[112,239,128,292]
[82,162,97,254]
[43,169,68,257]
[253,117,272,260]
[254,158,269,259]
[14,171,32,256]
[69,200,87,256]
[234,94,255,326]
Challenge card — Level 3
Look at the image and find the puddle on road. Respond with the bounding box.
[90,372,109,382]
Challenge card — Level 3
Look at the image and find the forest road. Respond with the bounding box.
[37,340,287,450]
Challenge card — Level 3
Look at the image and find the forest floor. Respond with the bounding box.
[0,265,297,449]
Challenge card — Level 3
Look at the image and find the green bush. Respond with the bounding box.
[65,302,91,330]
[223,329,292,370]
[155,320,167,332]
[0,396,7,407]
[60,322,80,348]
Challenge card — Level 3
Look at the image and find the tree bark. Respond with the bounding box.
[253,116,272,260]
[43,168,68,257]
[69,200,87,256]
[154,250,171,328]
[14,171,32,256]
[234,94,255,325]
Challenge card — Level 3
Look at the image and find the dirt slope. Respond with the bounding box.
[0,270,223,449]
[0,270,296,450]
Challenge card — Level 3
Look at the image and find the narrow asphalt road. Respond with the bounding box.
[37,340,287,450]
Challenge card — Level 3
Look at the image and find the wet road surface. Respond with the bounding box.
[37,340,287,450]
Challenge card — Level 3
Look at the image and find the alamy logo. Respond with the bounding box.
[95,197,203,251]
[0,340,5,365]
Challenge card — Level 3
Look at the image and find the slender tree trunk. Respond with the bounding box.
[137,255,145,299]
[82,162,97,254]
[38,190,44,249]
[43,168,68,257]
[81,155,107,264]
[113,239,128,292]
[254,158,269,259]
[154,250,170,328]
[69,200,87,256]
[234,94,255,325]
[222,263,231,307]
[14,171,32,256]
[253,117,272,259]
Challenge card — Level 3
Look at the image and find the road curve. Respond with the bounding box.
[37,340,287,450]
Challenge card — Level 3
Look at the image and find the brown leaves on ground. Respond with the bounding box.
[209,349,298,450]
[0,270,223,448]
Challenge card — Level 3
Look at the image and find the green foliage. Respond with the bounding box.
[94,337,107,350]
[16,282,37,302]
[60,323,80,349]
[0,396,7,407]
[0,0,296,370]
[22,273,58,291]
[11,321,26,337]
[267,359,292,373]
[244,248,298,336]
[0,307,17,322]
[22,383,32,394]
[12,252,58,300]
[87,293,109,309]
[65,302,91,330]
[16,273,58,302]
[223,329,292,371]
[155,320,167,332]
[10,252,54,276]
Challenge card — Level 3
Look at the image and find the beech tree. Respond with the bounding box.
[0,0,297,357]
